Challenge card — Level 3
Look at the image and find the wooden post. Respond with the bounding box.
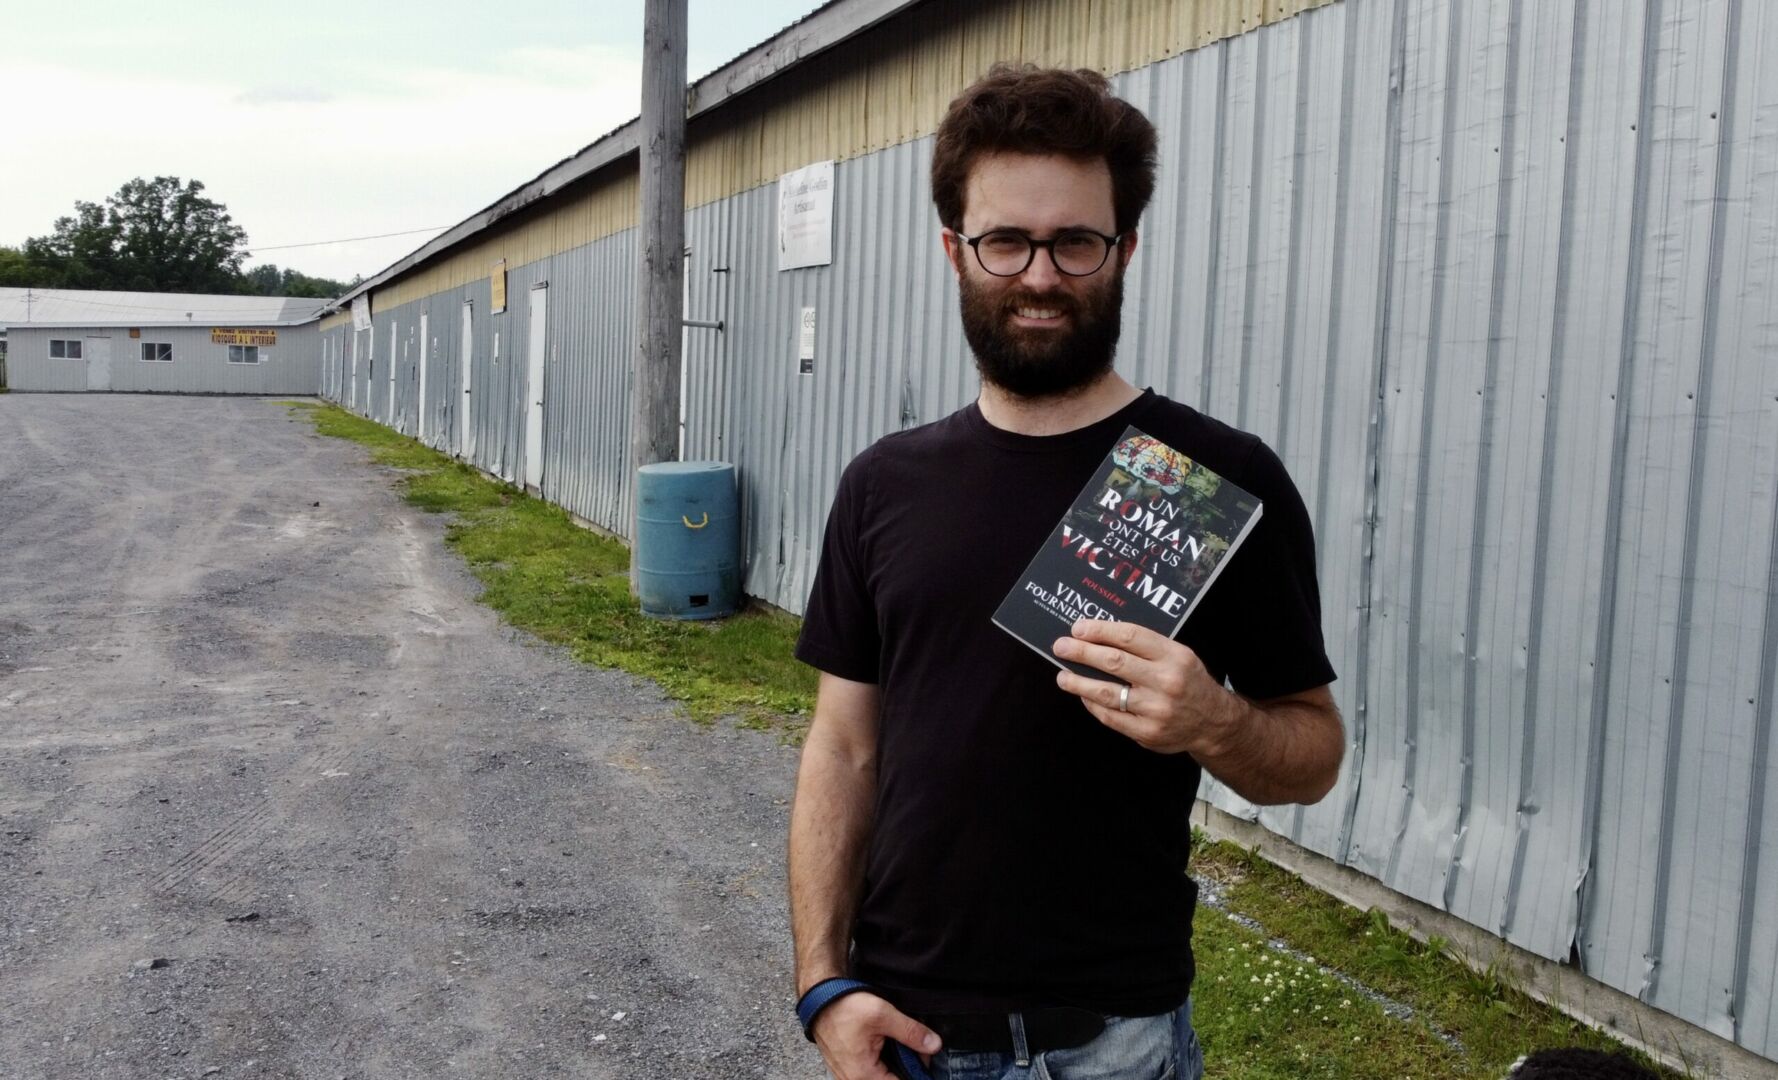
[631,0,688,594]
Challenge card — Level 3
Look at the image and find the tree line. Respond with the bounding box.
[0,176,358,299]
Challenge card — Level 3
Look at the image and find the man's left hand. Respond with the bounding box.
[1051,618,1232,758]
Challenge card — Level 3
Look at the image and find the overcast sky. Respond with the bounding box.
[5,1,827,284]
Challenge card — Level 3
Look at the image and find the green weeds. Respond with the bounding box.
[1193,912,1464,1079]
[1192,840,1682,1078]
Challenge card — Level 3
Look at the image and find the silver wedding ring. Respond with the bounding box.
[1118,685,1130,712]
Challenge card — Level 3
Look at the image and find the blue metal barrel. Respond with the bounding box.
[635,461,742,620]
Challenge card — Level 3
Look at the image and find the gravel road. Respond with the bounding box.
[0,395,825,1080]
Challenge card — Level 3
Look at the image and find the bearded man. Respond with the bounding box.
[788,64,1344,1080]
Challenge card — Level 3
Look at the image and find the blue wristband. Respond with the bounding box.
[795,977,935,1080]
[796,977,872,1041]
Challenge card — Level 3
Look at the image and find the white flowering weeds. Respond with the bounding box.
[1207,931,1379,1040]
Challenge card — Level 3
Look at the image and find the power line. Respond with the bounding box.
[246,226,451,253]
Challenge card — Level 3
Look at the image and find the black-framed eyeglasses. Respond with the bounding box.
[953,228,1125,277]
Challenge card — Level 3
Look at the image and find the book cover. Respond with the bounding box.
[991,425,1264,681]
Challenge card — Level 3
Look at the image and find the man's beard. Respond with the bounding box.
[958,269,1124,399]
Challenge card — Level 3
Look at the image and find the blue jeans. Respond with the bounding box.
[905,998,1203,1080]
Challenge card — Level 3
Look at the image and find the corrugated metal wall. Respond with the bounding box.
[6,329,88,392]
[6,324,320,394]
[319,0,1778,1060]
[679,142,984,612]
[323,232,640,536]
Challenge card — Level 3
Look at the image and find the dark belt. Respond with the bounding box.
[918,1006,1105,1054]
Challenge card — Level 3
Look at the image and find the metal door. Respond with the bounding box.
[387,321,398,429]
[418,312,430,446]
[85,336,112,391]
[348,332,358,410]
[364,326,375,416]
[493,331,511,483]
[524,283,548,491]
[460,301,474,460]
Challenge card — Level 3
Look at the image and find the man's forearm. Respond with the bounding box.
[1197,687,1344,806]
[788,731,877,995]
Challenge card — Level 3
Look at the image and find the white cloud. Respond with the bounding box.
[234,86,337,106]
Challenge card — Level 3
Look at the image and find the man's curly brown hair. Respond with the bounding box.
[930,64,1159,235]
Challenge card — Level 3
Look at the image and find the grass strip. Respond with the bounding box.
[284,400,1686,1078]
[283,401,816,731]
[1191,901,1471,1079]
[1189,834,1685,1078]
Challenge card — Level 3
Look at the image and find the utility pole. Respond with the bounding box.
[631,0,688,594]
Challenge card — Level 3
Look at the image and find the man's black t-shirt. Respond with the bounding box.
[794,388,1336,1017]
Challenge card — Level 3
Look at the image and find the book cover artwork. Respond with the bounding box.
[991,426,1264,681]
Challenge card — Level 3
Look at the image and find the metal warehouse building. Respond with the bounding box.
[309,0,1776,1071]
[1,288,325,394]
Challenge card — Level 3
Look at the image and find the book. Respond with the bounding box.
[991,425,1264,681]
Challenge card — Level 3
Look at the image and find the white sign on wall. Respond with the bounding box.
[777,160,834,271]
[351,298,372,332]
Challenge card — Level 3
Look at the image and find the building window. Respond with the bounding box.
[50,338,83,359]
[228,345,260,365]
[140,342,173,363]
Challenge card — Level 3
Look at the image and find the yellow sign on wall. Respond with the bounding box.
[212,328,278,346]
[491,259,507,314]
